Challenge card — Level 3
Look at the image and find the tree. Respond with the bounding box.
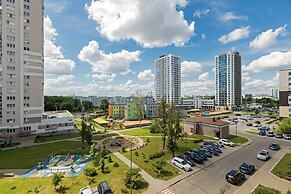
[51,172,64,191]
[74,118,87,149]
[150,119,160,133]
[84,121,93,145]
[156,99,169,149]
[134,94,145,127]
[100,99,109,112]
[277,118,291,134]
[124,168,142,189]
[153,159,166,175]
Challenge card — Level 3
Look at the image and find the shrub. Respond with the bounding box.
[84,167,98,177]
[108,155,113,163]
[193,139,203,143]
[135,151,139,157]
[149,151,165,160]
[113,162,119,167]
[121,146,126,153]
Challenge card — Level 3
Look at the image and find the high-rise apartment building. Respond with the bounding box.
[215,51,241,109]
[279,68,291,118]
[0,0,44,138]
[155,54,181,104]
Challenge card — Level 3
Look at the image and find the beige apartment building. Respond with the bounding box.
[279,68,291,118]
[0,0,44,141]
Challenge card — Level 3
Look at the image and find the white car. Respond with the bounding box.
[257,150,270,161]
[171,157,192,172]
[80,187,96,194]
[283,134,291,140]
[219,139,234,147]
[253,124,261,127]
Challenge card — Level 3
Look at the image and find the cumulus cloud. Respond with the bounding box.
[85,0,195,48]
[219,26,250,44]
[201,34,206,39]
[193,9,210,18]
[242,73,278,94]
[220,12,247,22]
[249,25,287,49]
[138,69,155,81]
[46,0,68,13]
[198,72,209,81]
[91,73,116,82]
[245,51,291,72]
[44,16,75,75]
[78,40,141,81]
[181,61,202,76]
[182,80,215,96]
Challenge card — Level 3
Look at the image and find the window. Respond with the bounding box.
[24,47,30,51]
[24,19,30,23]
[7,0,16,3]
[24,5,29,9]
[24,12,30,17]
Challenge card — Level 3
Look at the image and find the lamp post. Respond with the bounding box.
[130,137,133,194]
[235,121,238,146]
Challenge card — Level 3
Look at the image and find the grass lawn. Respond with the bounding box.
[0,141,90,169]
[245,130,259,135]
[92,133,119,141]
[252,184,281,194]
[34,133,80,143]
[271,153,291,181]
[227,135,248,144]
[119,127,162,137]
[186,133,216,141]
[0,154,148,194]
[123,137,200,180]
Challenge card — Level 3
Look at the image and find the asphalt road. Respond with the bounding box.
[159,120,291,194]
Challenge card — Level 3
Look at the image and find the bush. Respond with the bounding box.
[193,139,203,143]
[149,151,165,160]
[135,151,139,157]
[84,167,98,177]
[108,155,113,163]
[113,162,119,167]
[121,146,126,153]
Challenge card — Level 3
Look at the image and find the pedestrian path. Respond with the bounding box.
[161,188,175,194]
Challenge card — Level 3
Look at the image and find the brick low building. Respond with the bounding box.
[184,117,229,139]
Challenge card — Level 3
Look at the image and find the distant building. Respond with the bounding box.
[215,51,242,110]
[184,117,229,138]
[201,99,215,110]
[279,68,291,118]
[144,96,156,119]
[181,98,202,109]
[271,89,279,99]
[125,101,144,121]
[155,54,181,104]
[245,94,252,100]
[108,104,125,119]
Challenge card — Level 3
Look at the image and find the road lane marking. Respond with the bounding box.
[161,188,175,194]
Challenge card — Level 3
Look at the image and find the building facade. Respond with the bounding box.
[155,54,181,104]
[215,51,241,109]
[279,68,291,118]
[125,101,144,121]
[0,0,44,141]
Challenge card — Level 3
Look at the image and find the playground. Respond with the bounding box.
[20,155,91,178]
[102,136,143,151]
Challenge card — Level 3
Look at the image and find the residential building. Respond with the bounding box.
[181,98,202,109]
[0,0,44,141]
[144,96,156,118]
[125,101,144,121]
[279,68,291,118]
[155,54,181,104]
[244,94,252,100]
[201,99,215,110]
[108,103,125,119]
[271,88,279,99]
[215,51,242,110]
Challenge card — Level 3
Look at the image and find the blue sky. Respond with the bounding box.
[44,0,291,97]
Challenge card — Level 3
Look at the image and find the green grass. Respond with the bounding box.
[122,137,200,180]
[119,127,162,137]
[92,133,119,141]
[246,130,259,135]
[34,133,80,143]
[0,154,148,194]
[271,153,291,181]
[227,135,248,144]
[0,141,90,169]
[252,184,281,194]
[186,134,216,140]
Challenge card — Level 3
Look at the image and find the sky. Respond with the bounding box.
[44,0,291,97]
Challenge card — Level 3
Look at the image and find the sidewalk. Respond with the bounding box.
[234,148,291,194]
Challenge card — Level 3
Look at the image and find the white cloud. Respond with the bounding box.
[220,12,247,22]
[46,1,68,13]
[245,51,291,72]
[198,72,209,81]
[211,67,216,72]
[201,34,206,39]
[193,9,210,18]
[138,69,155,81]
[85,0,195,48]
[242,74,278,94]
[249,25,287,49]
[91,73,116,82]
[182,80,215,96]
[218,26,250,44]
[78,40,141,77]
[44,16,75,75]
[181,61,202,76]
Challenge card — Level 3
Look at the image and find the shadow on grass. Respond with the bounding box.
[57,185,70,194]
[155,170,174,178]
[133,180,149,190]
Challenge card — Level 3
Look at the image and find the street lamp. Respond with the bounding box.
[235,121,238,146]
[130,137,133,194]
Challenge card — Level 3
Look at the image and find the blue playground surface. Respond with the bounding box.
[20,155,92,178]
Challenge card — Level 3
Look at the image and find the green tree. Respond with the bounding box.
[124,168,142,189]
[134,93,145,127]
[156,99,169,149]
[277,118,291,134]
[100,99,109,112]
[100,158,105,173]
[74,118,87,149]
[153,159,166,175]
[150,119,160,133]
[84,121,93,145]
[51,172,64,191]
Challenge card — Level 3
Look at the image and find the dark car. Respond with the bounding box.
[191,149,208,161]
[239,162,255,175]
[255,121,261,124]
[269,143,280,151]
[266,132,275,137]
[182,155,196,166]
[204,146,219,156]
[275,133,283,138]
[98,181,113,194]
[185,151,204,164]
[225,170,246,185]
[246,123,253,127]
[199,148,212,158]
[258,131,266,136]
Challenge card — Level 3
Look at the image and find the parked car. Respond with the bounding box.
[219,139,234,147]
[253,124,261,127]
[191,149,208,161]
[199,148,212,158]
[266,131,275,137]
[246,123,253,127]
[225,170,246,185]
[258,131,266,136]
[80,187,96,194]
[257,150,270,161]
[283,134,291,140]
[185,151,204,164]
[204,145,220,156]
[98,181,113,194]
[239,162,255,175]
[255,121,261,124]
[269,143,280,151]
[275,133,283,139]
[182,155,196,166]
[171,157,192,171]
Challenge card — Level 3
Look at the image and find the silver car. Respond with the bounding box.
[257,150,270,161]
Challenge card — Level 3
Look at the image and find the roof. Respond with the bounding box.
[43,110,73,118]
[93,118,109,124]
[185,117,229,126]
